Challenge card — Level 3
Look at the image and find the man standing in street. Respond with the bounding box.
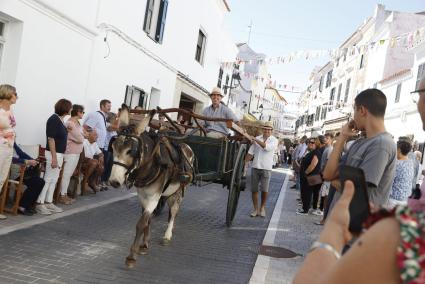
[292,135,308,190]
[315,132,334,225]
[323,89,396,209]
[245,121,278,217]
[201,87,239,138]
[84,99,117,189]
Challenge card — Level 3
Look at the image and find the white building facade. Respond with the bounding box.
[0,0,236,145]
[295,5,425,142]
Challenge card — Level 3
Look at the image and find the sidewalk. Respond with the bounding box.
[0,187,137,236]
[250,167,322,284]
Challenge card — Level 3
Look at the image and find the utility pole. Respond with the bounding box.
[247,20,253,44]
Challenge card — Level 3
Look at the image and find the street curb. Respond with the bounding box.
[249,169,290,284]
[0,192,137,236]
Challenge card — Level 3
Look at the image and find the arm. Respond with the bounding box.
[305,155,319,175]
[322,137,345,181]
[48,138,58,168]
[293,181,400,284]
[323,121,359,181]
[253,136,278,151]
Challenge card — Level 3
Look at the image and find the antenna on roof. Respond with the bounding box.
[248,20,253,44]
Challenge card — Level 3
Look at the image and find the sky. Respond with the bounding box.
[223,0,425,103]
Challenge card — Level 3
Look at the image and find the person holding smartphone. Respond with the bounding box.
[323,89,396,210]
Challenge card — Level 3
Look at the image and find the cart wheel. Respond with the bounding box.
[226,144,247,227]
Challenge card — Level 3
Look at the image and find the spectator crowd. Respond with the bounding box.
[0,84,120,219]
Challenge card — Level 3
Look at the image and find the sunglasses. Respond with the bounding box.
[308,141,315,144]
[410,89,425,103]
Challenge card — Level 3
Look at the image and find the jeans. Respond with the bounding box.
[37,151,63,203]
[296,174,301,191]
[101,149,113,182]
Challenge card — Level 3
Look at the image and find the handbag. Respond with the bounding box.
[306,174,323,186]
[23,164,41,180]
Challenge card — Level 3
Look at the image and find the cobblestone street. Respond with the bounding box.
[0,172,285,284]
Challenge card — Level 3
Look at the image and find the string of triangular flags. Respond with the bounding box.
[221,26,425,66]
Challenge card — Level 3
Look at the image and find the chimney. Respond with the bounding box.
[374,4,385,18]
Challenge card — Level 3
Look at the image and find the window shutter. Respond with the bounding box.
[143,0,155,33]
[155,0,168,43]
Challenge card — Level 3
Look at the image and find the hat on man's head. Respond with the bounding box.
[210,87,224,97]
[262,121,274,130]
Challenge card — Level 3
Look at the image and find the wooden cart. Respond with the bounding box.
[130,107,252,227]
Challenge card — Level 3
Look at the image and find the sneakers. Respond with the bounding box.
[250,209,259,217]
[45,203,63,213]
[296,208,309,216]
[36,204,52,215]
[0,214,7,220]
[311,209,323,216]
[260,207,266,218]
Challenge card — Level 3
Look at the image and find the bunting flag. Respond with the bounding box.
[221,26,425,67]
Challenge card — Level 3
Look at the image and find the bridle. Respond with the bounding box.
[109,130,144,187]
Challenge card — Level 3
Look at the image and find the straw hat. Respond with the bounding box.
[210,87,224,97]
[262,121,274,130]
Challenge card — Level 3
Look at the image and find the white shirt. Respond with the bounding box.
[248,135,278,170]
[83,139,102,159]
[84,111,110,149]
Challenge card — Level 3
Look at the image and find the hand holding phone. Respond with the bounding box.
[339,165,370,233]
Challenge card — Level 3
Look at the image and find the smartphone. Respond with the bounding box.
[339,165,370,233]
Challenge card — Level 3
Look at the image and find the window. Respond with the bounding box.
[319,76,324,92]
[337,83,342,101]
[344,78,351,103]
[395,83,402,103]
[329,87,335,104]
[195,29,207,64]
[217,68,223,88]
[224,74,229,94]
[326,70,333,88]
[321,105,327,120]
[359,54,364,69]
[143,0,168,43]
[315,106,321,121]
[416,63,425,90]
[124,85,147,109]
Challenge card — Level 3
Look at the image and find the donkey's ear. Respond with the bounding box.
[118,104,130,127]
[135,114,151,136]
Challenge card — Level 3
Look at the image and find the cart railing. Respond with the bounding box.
[129,107,253,141]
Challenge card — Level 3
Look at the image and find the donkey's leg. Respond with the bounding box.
[139,213,152,254]
[126,212,149,268]
[162,188,183,245]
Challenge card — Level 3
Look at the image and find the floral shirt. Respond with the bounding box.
[364,206,425,283]
[390,159,414,201]
[0,108,16,147]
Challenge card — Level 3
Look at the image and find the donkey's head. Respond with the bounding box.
[109,105,153,188]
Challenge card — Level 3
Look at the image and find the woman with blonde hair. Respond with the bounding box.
[0,84,18,220]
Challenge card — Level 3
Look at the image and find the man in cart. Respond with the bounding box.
[201,87,239,138]
[244,121,278,217]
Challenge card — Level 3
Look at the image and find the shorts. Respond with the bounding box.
[251,168,271,193]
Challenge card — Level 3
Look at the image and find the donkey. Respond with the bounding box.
[109,106,194,268]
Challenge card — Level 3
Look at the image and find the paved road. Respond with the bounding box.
[0,172,285,284]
